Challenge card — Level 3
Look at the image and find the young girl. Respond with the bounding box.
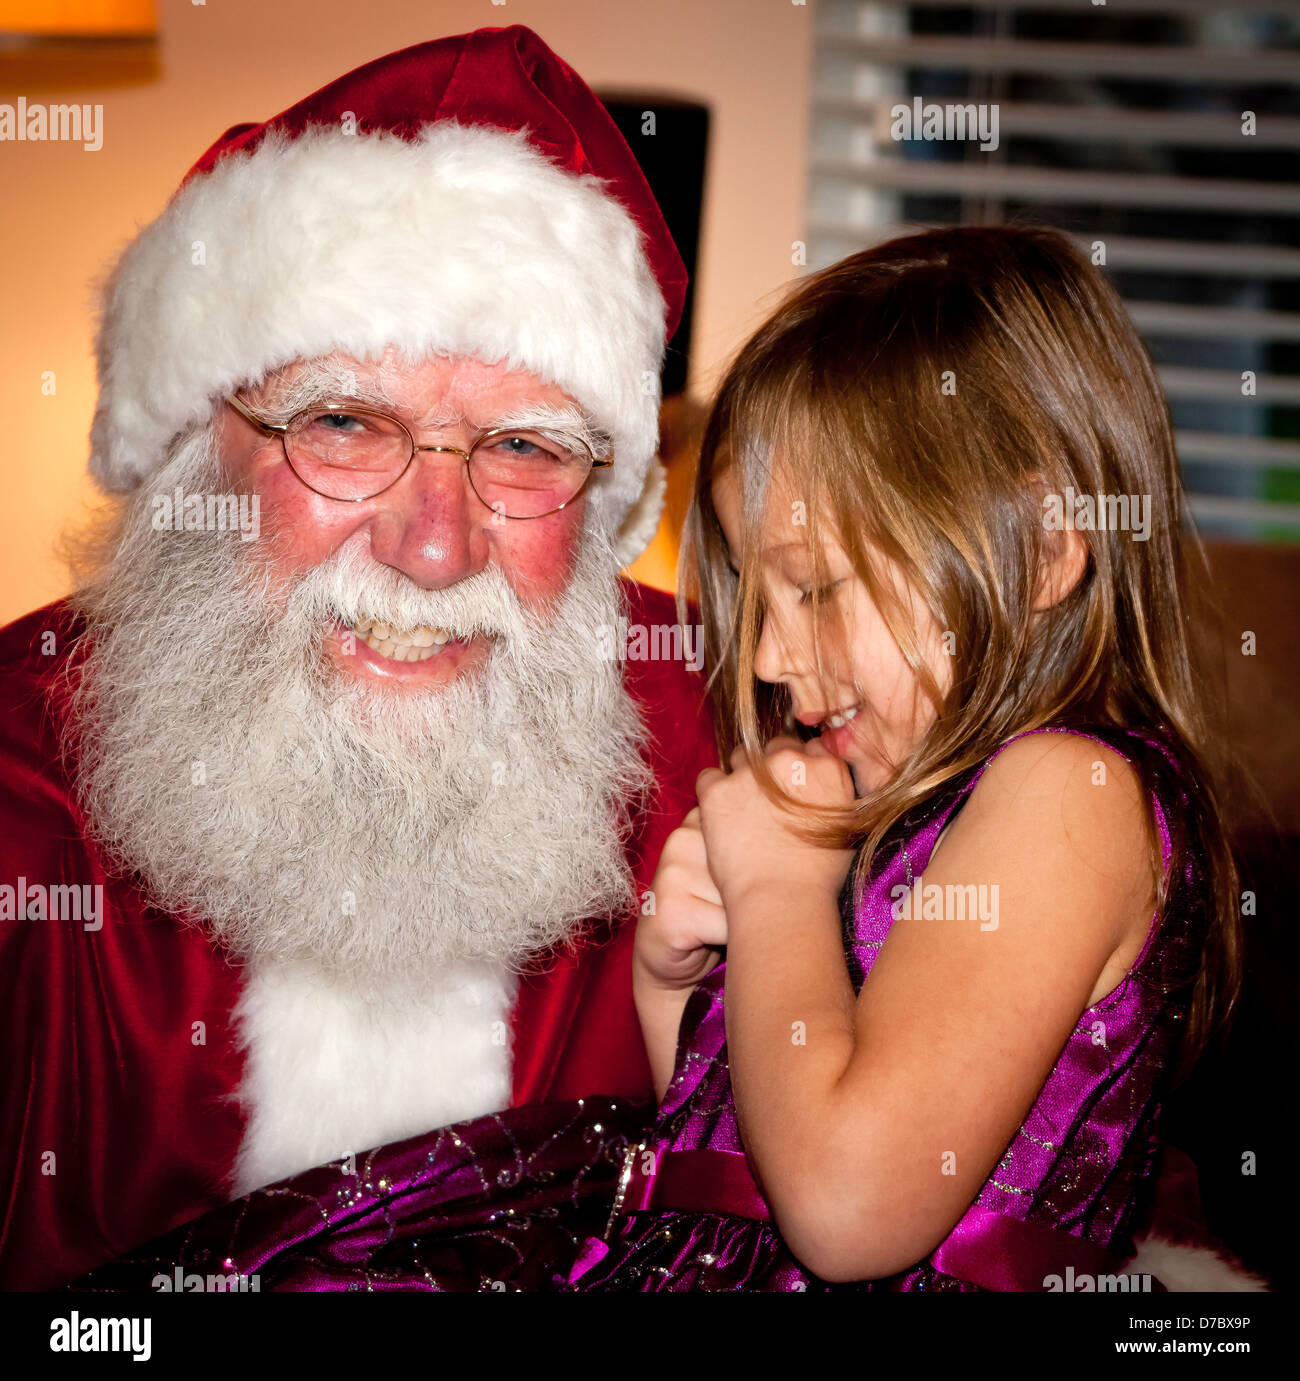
[566,224,1248,1292]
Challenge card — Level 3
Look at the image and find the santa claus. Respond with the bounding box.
[0,26,716,1290]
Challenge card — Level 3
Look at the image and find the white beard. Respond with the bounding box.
[67,423,652,1188]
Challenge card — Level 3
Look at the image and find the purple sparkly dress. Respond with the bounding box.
[565,724,1209,1292]
[73,1097,648,1292]
[73,724,1207,1293]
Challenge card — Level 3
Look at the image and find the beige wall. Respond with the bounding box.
[0,0,814,622]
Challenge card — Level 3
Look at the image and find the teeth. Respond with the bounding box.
[825,705,860,730]
[345,619,456,662]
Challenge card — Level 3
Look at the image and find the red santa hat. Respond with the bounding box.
[89,25,688,567]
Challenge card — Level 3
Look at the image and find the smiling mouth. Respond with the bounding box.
[821,704,860,732]
[345,617,461,663]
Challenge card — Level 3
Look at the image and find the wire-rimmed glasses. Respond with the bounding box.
[225,394,611,519]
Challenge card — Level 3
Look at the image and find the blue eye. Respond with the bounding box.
[476,432,571,466]
[317,413,366,433]
[500,435,539,455]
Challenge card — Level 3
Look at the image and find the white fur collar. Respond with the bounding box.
[229,956,516,1196]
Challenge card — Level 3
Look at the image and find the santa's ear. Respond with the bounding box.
[1028,471,1089,612]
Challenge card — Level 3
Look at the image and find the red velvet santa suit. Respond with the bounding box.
[0,578,714,1290]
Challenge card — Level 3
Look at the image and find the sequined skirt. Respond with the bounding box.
[71,1097,650,1293]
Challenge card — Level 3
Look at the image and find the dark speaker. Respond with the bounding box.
[598,93,710,398]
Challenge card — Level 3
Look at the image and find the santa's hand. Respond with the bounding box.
[634,807,727,994]
[695,736,857,908]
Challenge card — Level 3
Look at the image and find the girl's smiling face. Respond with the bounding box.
[711,461,951,794]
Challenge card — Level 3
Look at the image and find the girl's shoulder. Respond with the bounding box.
[852,721,1196,909]
[972,720,1181,782]
[956,722,1191,870]
[876,722,1192,892]
[840,722,1208,998]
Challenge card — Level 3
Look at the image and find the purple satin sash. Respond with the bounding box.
[619,1146,773,1221]
[603,1145,1161,1291]
[931,1203,1163,1292]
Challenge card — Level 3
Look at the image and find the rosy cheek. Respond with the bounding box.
[237,447,379,574]
[483,498,587,610]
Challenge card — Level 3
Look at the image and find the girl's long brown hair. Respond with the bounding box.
[680,224,1242,1076]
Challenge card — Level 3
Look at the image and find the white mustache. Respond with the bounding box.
[287,545,530,643]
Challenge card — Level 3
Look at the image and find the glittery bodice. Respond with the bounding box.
[625,724,1209,1288]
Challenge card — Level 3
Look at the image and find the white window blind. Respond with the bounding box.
[806,0,1300,537]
